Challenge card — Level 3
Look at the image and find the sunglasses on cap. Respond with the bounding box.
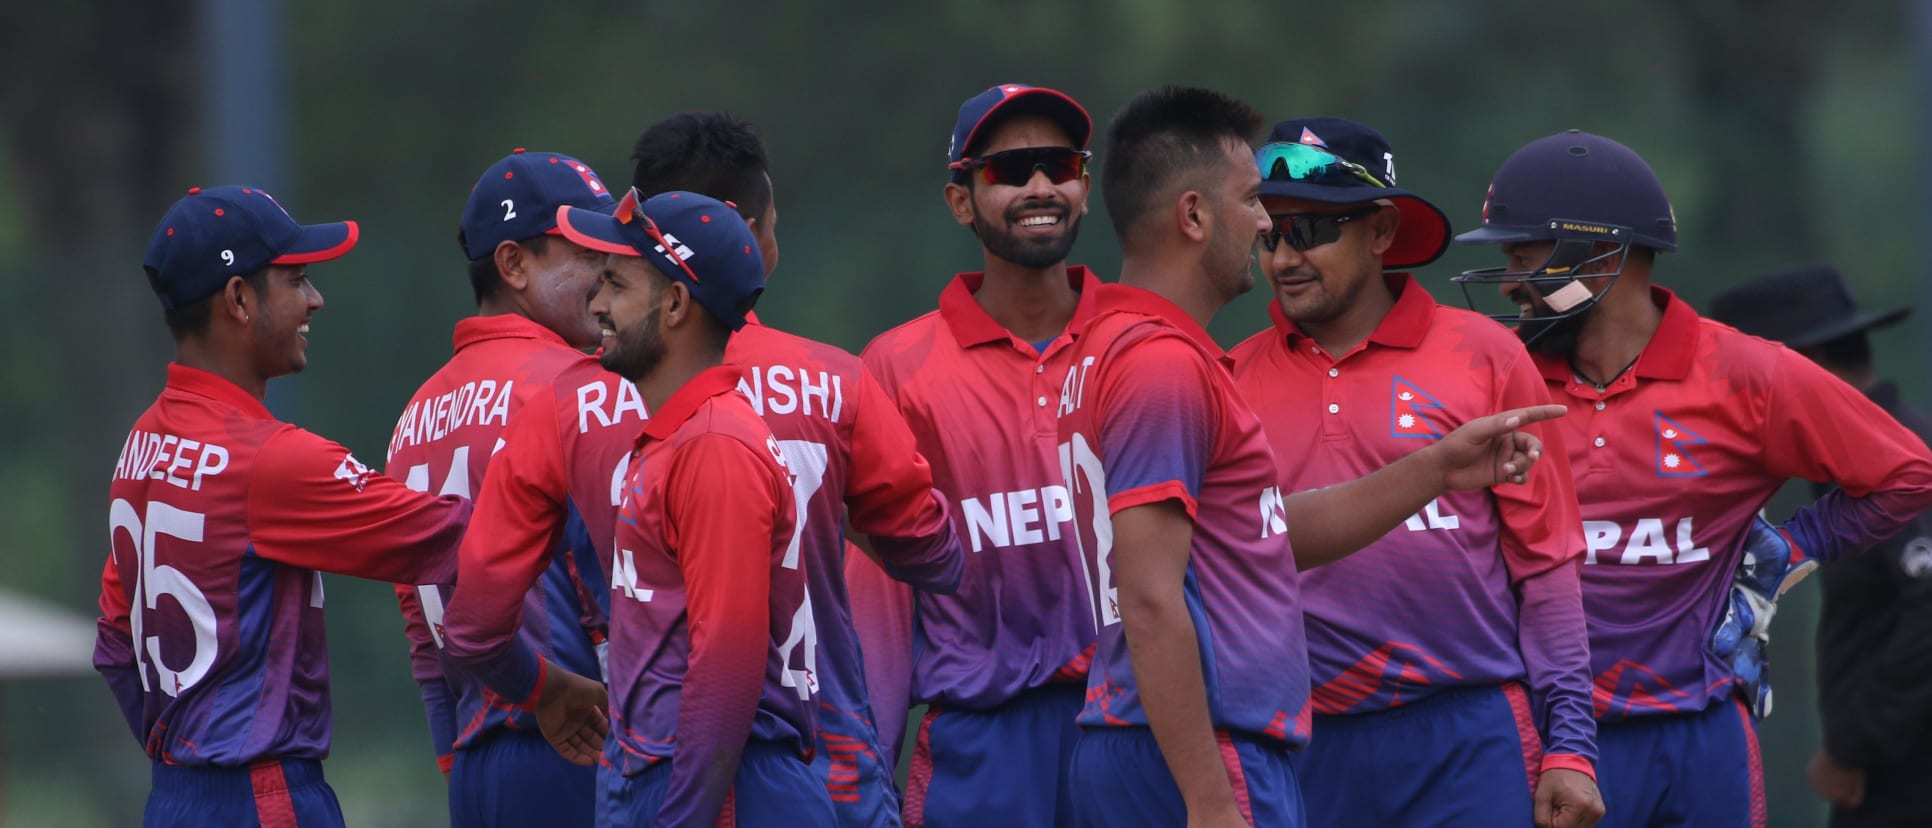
[1261,205,1385,253]
[612,187,702,283]
[1255,142,1389,189]
[950,146,1091,187]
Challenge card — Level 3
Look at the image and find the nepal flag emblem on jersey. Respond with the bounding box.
[1654,412,1708,477]
[1390,377,1445,439]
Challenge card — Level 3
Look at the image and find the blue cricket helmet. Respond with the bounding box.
[1452,130,1676,336]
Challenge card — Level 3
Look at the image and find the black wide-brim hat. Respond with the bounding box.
[1709,262,1911,350]
[1257,117,1451,271]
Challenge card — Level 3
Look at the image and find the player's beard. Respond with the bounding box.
[975,199,1081,270]
[599,311,665,383]
[1512,288,1592,358]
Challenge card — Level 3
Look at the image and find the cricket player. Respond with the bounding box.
[1227,117,1603,828]
[856,83,1104,827]
[384,149,615,826]
[549,188,833,825]
[1454,131,1932,828]
[98,186,471,827]
[1056,87,1562,828]
[629,111,966,828]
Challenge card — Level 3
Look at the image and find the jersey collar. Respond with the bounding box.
[639,364,745,444]
[1096,283,1229,364]
[166,363,275,421]
[452,314,570,354]
[939,265,1100,348]
[1269,272,1434,351]
[1532,285,1699,383]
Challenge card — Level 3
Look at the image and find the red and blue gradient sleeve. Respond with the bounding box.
[1491,354,1597,776]
[92,554,144,742]
[442,402,569,707]
[390,583,457,766]
[1763,350,1932,561]
[247,427,470,584]
[1095,335,1215,518]
[657,434,785,828]
[845,368,963,593]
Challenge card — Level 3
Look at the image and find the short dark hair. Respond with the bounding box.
[461,233,551,305]
[631,112,772,222]
[1814,330,1874,373]
[149,267,269,337]
[1101,86,1265,245]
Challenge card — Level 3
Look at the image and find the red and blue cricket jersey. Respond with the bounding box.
[382,314,604,770]
[605,365,814,827]
[859,268,1102,710]
[1542,287,1932,721]
[1229,274,1596,773]
[441,352,645,707]
[727,316,964,810]
[95,364,470,766]
[1054,284,1312,746]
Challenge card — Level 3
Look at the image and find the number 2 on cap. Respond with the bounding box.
[502,200,516,221]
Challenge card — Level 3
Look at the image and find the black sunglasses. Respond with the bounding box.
[950,147,1091,187]
[1262,205,1385,253]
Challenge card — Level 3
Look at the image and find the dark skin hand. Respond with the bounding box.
[532,658,609,766]
[1535,767,1606,828]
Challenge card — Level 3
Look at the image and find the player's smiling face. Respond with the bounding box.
[1263,196,1394,326]
[248,264,324,378]
[588,254,666,382]
[522,237,607,350]
[947,114,1089,270]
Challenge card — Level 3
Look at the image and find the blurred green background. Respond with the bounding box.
[4,1,1923,825]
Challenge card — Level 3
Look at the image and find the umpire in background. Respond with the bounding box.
[1713,263,1932,828]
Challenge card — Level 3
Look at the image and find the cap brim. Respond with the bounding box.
[1258,184,1451,270]
[271,221,359,265]
[555,205,642,256]
[966,89,1094,154]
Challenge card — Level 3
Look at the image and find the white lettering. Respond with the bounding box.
[1622,518,1673,565]
[767,366,798,415]
[1259,486,1288,539]
[577,382,611,433]
[1675,518,1710,563]
[963,493,1008,554]
[1583,520,1621,566]
[1008,488,1044,546]
[1042,485,1072,541]
[610,548,653,602]
[799,370,831,419]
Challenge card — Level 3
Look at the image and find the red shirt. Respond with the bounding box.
[1540,287,1932,720]
[858,267,1103,709]
[1056,284,1311,746]
[607,365,809,827]
[381,315,602,767]
[95,364,468,765]
[1230,275,1595,773]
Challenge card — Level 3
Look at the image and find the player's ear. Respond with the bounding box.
[943,180,976,227]
[221,274,252,325]
[1177,190,1208,243]
[493,240,530,292]
[1368,203,1399,256]
[662,280,692,327]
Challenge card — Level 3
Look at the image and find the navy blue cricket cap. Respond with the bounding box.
[460,149,615,260]
[143,185,359,310]
[556,189,766,330]
[1258,117,1451,271]
[947,83,1092,172]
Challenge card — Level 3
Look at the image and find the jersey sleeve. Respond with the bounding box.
[247,426,470,584]
[1491,352,1586,581]
[1761,350,1932,561]
[1094,333,1216,518]
[442,401,569,705]
[656,434,788,828]
[92,553,144,742]
[844,367,963,593]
